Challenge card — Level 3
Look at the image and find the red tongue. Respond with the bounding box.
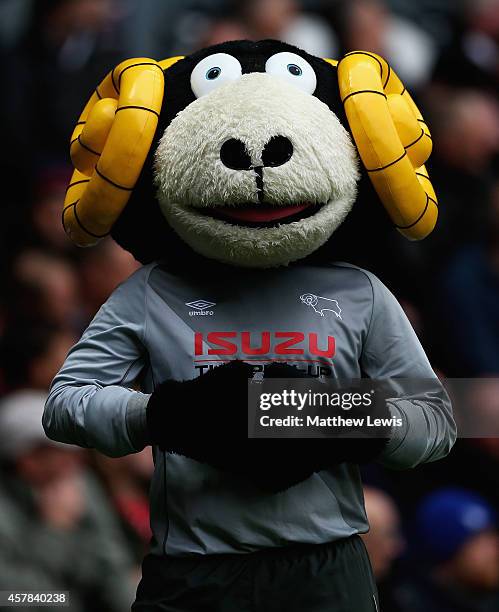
[214,204,311,222]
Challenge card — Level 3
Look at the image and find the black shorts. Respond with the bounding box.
[132,535,380,612]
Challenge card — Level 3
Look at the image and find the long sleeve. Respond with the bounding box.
[43,266,152,458]
[360,272,457,469]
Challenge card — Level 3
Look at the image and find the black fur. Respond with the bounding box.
[146,361,390,493]
[111,40,347,264]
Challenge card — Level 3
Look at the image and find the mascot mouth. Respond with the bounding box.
[197,203,323,228]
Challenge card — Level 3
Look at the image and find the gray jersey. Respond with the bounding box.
[44,261,456,556]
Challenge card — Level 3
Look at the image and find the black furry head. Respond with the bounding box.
[158,40,345,131]
[111,40,348,264]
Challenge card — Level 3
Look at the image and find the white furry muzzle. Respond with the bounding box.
[154,72,359,268]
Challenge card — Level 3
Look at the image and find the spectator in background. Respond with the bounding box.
[0,390,138,611]
[5,237,139,336]
[362,486,405,581]
[0,162,74,275]
[0,0,33,51]
[13,0,128,157]
[435,176,499,375]
[337,0,437,88]
[200,18,251,49]
[395,488,499,612]
[29,163,76,256]
[433,0,499,93]
[7,249,81,331]
[122,0,205,58]
[231,0,338,57]
[428,89,499,179]
[362,486,405,612]
[418,87,499,370]
[0,324,75,392]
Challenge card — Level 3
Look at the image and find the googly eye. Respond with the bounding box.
[206,67,221,80]
[191,53,242,98]
[287,64,302,76]
[265,52,317,94]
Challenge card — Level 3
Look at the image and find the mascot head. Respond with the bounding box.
[63,40,437,267]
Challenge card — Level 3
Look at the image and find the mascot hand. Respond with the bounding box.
[146,360,254,457]
[146,362,392,493]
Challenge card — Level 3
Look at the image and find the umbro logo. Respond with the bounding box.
[186,300,216,316]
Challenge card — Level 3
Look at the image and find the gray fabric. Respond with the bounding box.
[357,269,457,468]
[44,261,456,556]
[126,392,150,451]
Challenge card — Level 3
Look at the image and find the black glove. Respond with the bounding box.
[146,361,392,493]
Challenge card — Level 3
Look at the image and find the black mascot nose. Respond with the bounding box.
[220,139,252,170]
[261,136,294,167]
[220,136,293,170]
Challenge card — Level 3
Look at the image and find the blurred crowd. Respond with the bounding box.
[0,0,498,610]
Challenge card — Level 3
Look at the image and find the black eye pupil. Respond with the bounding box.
[206,67,221,80]
[287,64,302,76]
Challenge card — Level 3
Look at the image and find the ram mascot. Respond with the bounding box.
[44,40,456,611]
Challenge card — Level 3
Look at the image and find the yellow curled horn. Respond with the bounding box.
[327,52,437,240]
[63,56,184,246]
